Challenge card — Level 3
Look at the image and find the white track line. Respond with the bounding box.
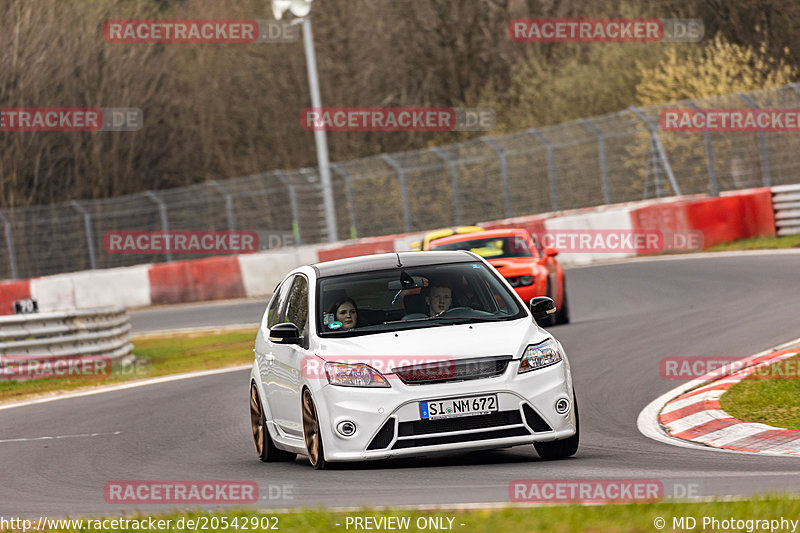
[0,431,121,444]
[0,365,251,412]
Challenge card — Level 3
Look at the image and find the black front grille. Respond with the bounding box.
[398,410,523,437]
[392,427,530,449]
[367,418,396,450]
[392,356,512,385]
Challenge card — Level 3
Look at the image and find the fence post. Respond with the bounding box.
[0,210,18,279]
[381,154,412,233]
[70,201,97,270]
[430,147,463,225]
[737,93,772,187]
[629,107,682,196]
[330,164,358,239]
[527,129,560,211]
[685,100,719,196]
[144,191,172,262]
[579,119,611,204]
[209,180,237,231]
[481,138,513,218]
[275,171,302,245]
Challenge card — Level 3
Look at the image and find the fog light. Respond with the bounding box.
[555,398,570,414]
[337,420,357,437]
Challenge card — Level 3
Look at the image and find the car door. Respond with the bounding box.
[256,277,294,427]
[268,274,312,438]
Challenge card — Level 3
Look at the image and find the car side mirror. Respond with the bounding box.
[268,322,302,344]
[543,247,558,257]
[529,297,556,322]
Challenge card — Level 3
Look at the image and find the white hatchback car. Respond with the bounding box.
[249,251,578,469]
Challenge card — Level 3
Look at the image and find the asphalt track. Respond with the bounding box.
[3,252,800,517]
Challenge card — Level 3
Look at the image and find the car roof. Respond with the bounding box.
[312,251,477,278]
[429,228,530,247]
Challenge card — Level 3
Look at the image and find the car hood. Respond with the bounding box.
[488,257,539,275]
[314,318,547,363]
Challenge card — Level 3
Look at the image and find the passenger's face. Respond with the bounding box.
[336,302,357,329]
[427,287,452,316]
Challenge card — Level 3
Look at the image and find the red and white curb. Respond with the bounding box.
[638,337,800,456]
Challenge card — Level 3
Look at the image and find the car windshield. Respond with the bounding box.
[317,261,526,336]
[431,236,534,259]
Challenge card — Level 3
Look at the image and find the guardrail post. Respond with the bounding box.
[737,93,772,187]
[430,147,463,225]
[209,180,237,231]
[144,191,172,262]
[275,171,302,245]
[381,154,412,232]
[527,129,560,211]
[629,107,682,197]
[0,210,18,279]
[70,201,98,270]
[330,164,358,240]
[685,100,719,196]
[481,138,513,218]
[579,119,611,204]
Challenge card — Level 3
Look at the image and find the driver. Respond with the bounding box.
[426,281,452,317]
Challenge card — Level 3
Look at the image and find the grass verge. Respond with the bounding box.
[706,233,800,252]
[6,496,800,533]
[720,354,800,430]
[0,328,256,404]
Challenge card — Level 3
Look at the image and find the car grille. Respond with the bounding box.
[365,405,552,451]
[391,355,512,385]
[398,410,523,437]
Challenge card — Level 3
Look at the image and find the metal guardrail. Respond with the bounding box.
[772,184,800,237]
[0,307,132,363]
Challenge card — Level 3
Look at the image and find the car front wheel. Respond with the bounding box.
[302,388,327,470]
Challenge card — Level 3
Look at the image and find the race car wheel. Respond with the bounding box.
[302,388,327,470]
[250,382,296,463]
[534,394,579,460]
[555,278,570,325]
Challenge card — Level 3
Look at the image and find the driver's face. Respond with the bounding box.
[427,286,452,316]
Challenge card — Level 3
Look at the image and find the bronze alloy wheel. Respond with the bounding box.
[250,384,264,455]
[302,388,326,469]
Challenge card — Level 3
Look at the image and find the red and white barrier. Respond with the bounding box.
[0,188,779,314]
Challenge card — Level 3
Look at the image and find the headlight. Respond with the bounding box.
[507,275,533,287]
[518,338,563,373]
[325,362,390,387]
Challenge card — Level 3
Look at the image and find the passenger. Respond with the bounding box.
[425,281,453,317]
[326,297,359,330]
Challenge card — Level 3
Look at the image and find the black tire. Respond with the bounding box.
[250,383,296,463]
[302,388,327,470]
[534,394,579,460]
[555,278,570,325]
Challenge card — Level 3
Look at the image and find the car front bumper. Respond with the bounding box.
[311,359,575,462]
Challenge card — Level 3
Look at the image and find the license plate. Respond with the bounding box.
[419,394,498,420]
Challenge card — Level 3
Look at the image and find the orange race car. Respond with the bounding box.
[429,228,569,325]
